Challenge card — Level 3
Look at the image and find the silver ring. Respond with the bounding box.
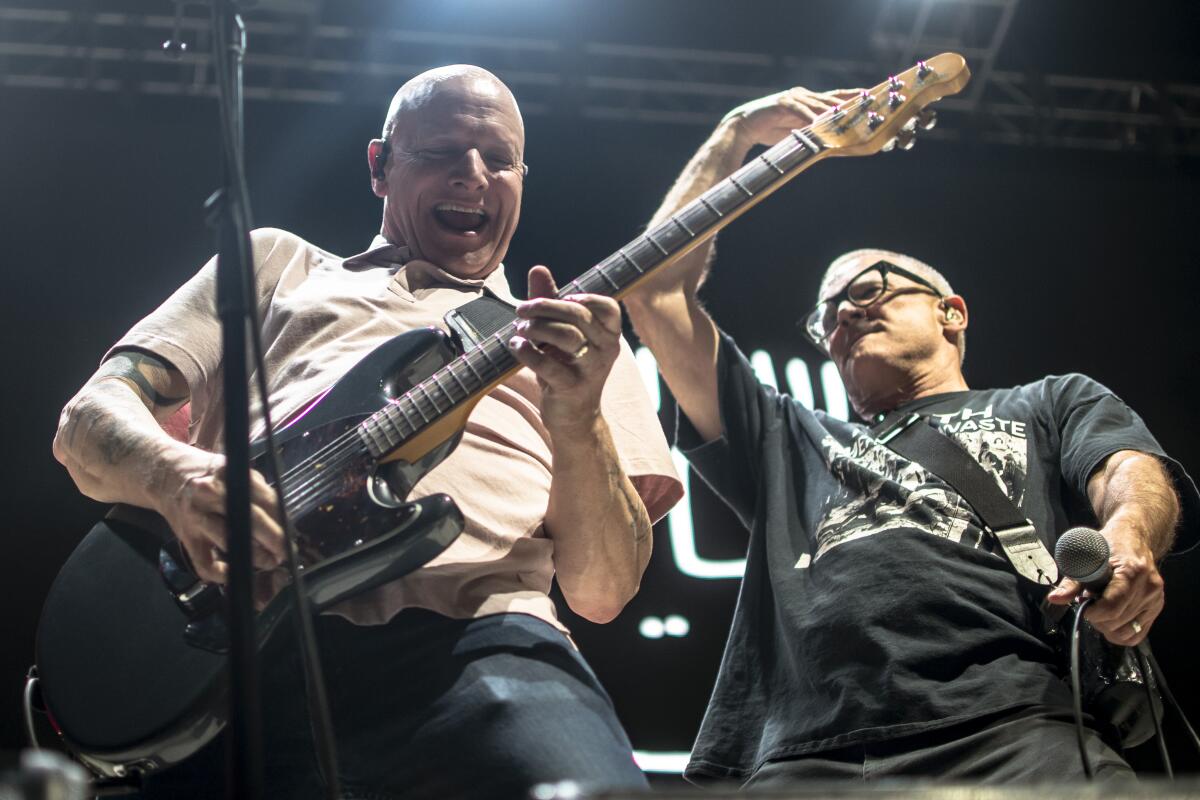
[570,343,589,361]
[1130,620,1143,635]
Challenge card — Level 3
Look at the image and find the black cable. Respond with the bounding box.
[1147,649,1200,756]
[209,5,340,798]
[1070,598,1095,780]
[1134,645,1171,778]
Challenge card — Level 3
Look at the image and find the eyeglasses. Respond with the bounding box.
[801,260,944,347]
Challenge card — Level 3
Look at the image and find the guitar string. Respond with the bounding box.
[272,124,831,509]
[268,103,881,514]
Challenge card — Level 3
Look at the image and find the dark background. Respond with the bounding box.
[2,0,1198,783]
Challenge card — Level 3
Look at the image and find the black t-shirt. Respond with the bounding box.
[680,333,1199,783]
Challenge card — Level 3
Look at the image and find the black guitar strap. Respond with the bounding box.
[444,291,518,350]
[870,411,1061,593]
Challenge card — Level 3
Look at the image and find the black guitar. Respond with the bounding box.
[34,54,970,779]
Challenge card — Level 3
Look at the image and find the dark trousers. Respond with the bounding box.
[747,704,1135,785]
[136,609,647,800]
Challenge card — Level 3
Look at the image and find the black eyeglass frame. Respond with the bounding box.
[802,260,945,346]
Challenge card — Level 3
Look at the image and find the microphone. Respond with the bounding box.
[1054,526,1113,594]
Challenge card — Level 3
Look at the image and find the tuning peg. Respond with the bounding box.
[917,60,932,80]
[902,117,918,133]
[896,129,917,151]
[860,89,874,107]
[917,108,937,130]
[888,91,905,109]
[881,137,898,153]
[867,111,885,130]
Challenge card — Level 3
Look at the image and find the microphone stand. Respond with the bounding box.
[205,2,262,796]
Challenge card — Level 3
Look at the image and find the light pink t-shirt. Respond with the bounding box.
[110,228,682,632]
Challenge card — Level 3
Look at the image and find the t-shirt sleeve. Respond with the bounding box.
[674,331,783,530]
[599,337,683,524]
[104,228,314,408]
[1048,373,1199,553]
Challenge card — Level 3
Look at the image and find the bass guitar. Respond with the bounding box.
[34,53,970,779]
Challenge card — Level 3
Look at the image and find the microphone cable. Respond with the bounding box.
[1068,597,1096,780]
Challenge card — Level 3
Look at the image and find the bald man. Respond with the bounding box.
[623,88,1196,784]
[54,65,680,799]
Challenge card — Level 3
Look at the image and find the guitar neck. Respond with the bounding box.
[359,125,829,457]
[560,126,827,303]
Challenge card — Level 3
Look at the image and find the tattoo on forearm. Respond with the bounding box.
[97,352,189,410]
[92,412,138,465]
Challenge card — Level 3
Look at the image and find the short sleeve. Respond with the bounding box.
[599,337,683,524]
[104,228,317,411]
[674,331,786,528]
[1048,373,1199,553]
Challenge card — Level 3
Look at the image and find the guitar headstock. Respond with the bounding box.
[811,53,970,156]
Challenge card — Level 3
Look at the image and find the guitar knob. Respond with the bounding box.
[867,111,885,130]
[896,129,917,151]
[917,108,938,130]
[888,91,905,109]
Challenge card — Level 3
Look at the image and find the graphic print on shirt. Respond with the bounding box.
[807,404,1029,565]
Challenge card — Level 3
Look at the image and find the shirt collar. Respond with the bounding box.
[342,235,518,304]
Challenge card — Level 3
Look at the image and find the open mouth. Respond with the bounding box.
[432,203,489,236]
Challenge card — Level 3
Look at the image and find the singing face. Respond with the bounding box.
[372,71,525,279]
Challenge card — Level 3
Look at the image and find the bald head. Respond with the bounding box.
[382,65,524,149]
[368,64,527,278]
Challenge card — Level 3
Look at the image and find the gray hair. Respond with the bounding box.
[821,248,966,364]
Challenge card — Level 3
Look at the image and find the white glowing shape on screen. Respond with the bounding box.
[748,349,778,389]
[820,360,849,421]
[632,347,843,581]
[634,344,661,411]
[639,616,666,639]
[785,358,815,409]
[632,750,691,773]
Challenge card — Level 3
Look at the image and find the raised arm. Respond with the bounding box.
[1047,449,1180,646]
[53,351,284,583]
[622,88,857,442]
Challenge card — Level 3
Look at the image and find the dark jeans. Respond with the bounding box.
[136,609,647,800]
[747,704,1136,785]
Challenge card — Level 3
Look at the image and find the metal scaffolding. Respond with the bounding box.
[2,2,1197,156]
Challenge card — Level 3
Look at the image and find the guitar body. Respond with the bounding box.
[35,328,468,778]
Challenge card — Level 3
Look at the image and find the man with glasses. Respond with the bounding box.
[623,87,1196,784]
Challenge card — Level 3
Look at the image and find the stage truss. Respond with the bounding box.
[1,1,1197,157]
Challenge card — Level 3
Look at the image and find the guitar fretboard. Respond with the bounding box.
[357,126,827,457]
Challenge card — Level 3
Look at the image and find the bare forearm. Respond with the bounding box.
[53,380,188,510]
[546,416,652,623]
[623,122,750,443]
[1088,450,1180,559]
[639,119,752,301]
